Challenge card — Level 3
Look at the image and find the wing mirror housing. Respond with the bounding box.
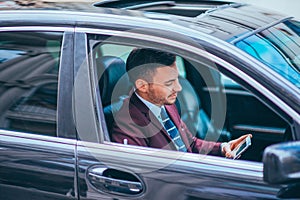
[263,141,300,184]
[263,141,300,198]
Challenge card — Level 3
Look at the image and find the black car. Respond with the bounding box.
[0,0,299,199]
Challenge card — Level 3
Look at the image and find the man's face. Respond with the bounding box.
[138,62,182,106]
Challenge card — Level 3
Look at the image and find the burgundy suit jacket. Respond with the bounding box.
[111,93,222,156]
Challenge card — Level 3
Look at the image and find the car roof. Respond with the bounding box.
[0,0,290,42]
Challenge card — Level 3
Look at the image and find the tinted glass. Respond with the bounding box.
[0,31,63,136]
[235,20,300,88]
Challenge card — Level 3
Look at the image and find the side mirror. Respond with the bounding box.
[263,141,300,198]
[263,141,300,184]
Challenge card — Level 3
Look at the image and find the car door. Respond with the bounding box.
[0,27,77,199]
[73,25,299,199]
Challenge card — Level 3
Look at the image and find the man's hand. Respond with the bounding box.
[222,134,252,158]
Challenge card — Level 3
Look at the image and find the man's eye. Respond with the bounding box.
[165,82,173,87]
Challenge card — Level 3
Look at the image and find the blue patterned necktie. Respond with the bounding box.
[160,108,187,152]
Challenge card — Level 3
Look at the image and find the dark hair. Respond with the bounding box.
[126,48,176,83]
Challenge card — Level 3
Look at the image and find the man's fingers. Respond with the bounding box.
[237,134,252,142]
[223,134,252,158]
[223,143,234,158]
[230,134,252,150]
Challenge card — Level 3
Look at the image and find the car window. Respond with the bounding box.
[0,31,63,136]
[88,37,293,162]
[235,20,300,88]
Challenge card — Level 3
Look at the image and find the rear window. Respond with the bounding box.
[0,31,63,136]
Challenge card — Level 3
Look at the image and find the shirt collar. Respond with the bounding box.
[135,92,163,119]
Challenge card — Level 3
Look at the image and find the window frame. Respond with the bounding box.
[84,27,296,133]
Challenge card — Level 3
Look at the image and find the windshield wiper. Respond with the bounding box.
[230,16,293,44]
[124,1,176,10]
[94,0,176,10]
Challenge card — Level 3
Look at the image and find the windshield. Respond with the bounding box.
[235,20,300,88]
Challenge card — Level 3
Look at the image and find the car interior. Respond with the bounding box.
[97,55,132,136]
[92,41,293,162]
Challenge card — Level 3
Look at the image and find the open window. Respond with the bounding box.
[88,35,293,162]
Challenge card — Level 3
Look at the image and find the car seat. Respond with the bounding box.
[97,56,131,139]
[176,76,231,142]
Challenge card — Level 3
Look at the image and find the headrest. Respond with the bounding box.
[177,76,201,112]
[97,56,130,106]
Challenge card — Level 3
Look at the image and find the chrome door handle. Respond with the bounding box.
[87,167,144,195]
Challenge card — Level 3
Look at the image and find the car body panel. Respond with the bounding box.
[77,141,281,199]
[0,130,76,200]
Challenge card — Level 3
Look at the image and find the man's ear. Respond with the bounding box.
[135,79,148,92]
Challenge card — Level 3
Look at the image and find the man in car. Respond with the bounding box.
[111,48,250,158]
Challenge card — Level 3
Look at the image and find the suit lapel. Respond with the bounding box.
[130,93,190,151]
[130,93,173,140]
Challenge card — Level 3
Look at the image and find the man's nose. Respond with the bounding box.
[174,79,182,92]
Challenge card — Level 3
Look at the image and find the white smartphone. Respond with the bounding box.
[233,135,251,160]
